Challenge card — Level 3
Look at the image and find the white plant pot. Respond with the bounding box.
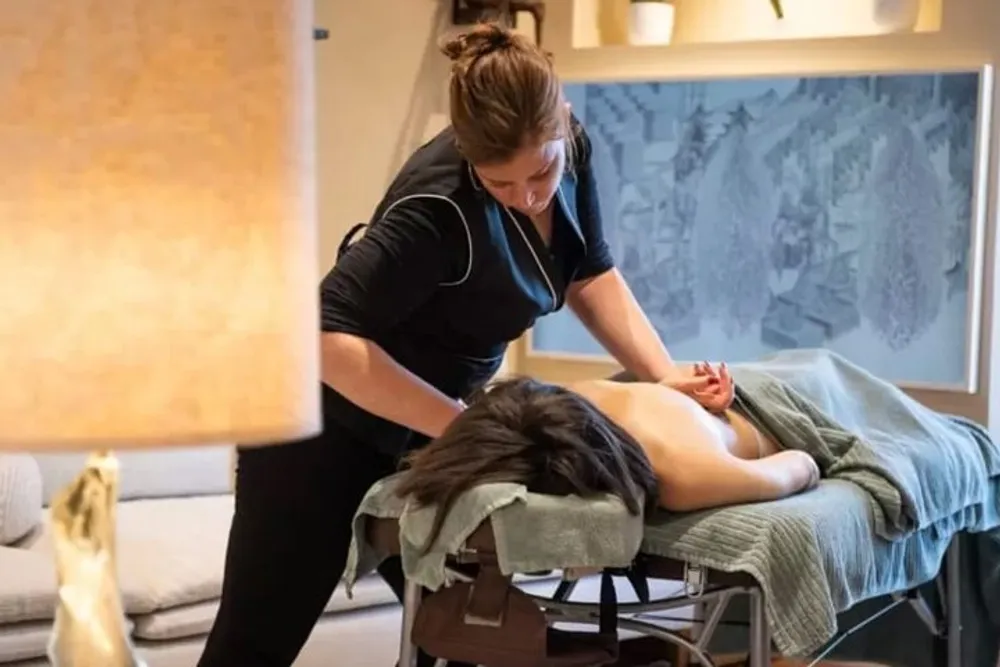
[628,2,675,46]
[873,0,920,31]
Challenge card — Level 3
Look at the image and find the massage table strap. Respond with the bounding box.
[624,559,652,604]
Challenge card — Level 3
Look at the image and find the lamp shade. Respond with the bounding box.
[0,0,321,451]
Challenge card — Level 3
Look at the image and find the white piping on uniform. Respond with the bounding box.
[380,194,473,286]
[470,159,572,308]
[455,351,506,363]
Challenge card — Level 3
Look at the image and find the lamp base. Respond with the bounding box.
[46,450,146,667]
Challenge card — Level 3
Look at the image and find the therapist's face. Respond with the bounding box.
[473,138,566,217]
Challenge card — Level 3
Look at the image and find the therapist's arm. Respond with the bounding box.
[566,120,685,384]
[566,268,680,383]
[319,199,468,438]
[320,333,463,438]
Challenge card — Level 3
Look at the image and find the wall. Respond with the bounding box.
[314,0,452,272]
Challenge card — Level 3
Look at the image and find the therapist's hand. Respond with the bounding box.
[660,362,734,413]
[691,361,734,413]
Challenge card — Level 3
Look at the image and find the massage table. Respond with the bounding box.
[345,351,1000,667]
[362,496,964,667]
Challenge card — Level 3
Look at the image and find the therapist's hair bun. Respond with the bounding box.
[440,23,572,168]
[441,23,515,63]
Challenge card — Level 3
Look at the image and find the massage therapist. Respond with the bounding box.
[198,22,733,667]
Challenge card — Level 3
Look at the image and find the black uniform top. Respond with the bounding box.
[320,122,615,455]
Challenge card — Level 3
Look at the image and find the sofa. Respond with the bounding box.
[0,449,688,667]
[0,446,408,667]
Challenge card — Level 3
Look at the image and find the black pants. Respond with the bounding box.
[197,415,472,667]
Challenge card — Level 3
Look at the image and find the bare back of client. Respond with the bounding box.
[566,380,820,512]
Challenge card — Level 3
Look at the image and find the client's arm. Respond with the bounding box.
[569,381,819,512]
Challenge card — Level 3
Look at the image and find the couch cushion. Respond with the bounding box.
[131,574,401,642]
[25,495,234,617]
[0,620,51,664]
[32,447,233,506]
[116,496,233,615]
[0,547,57,625]
[0,618,138,665]
[0,455,43,545]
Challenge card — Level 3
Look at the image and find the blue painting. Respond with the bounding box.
[532,71,987,389]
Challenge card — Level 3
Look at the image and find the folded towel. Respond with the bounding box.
[344,472,643,593]
[731,348,1000,537]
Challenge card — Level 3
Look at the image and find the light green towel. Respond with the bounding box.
[344,472,643,593]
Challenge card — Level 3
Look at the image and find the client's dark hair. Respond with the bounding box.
[394,377,659,554]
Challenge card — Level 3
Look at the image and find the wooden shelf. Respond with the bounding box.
[552,30,980,84]
[570,0,941,50]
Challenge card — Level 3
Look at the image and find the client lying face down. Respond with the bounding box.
[395,376,821,553]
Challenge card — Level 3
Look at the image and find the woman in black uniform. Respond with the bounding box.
[197,22,732,667]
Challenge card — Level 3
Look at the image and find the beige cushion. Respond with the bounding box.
[0,455,43,546]
[131,575,400,641]
[0,618,137,664]
[32,446,233,506]
[0,619,52,664]
[0,546,58,624]
[115,495,234,615]
[0,495,234,627]
[27,495,235,617]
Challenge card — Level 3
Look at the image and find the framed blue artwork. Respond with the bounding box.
[530,67,993,392]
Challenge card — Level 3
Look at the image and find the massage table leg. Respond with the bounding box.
[945,539,962,667]
[399,579,422,667]
[747,588,771,667]
[551,578,579,601]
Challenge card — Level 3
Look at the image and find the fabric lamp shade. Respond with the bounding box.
[0,0,322,452]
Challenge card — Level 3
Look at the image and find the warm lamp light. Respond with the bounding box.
[0,1,321,665]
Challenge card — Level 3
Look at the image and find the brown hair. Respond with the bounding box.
[440,23,573,166]
[394,377,659,554]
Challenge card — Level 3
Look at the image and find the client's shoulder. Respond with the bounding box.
[563,379,641,417]
[564,379,619,397]
[566,379,661,394]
